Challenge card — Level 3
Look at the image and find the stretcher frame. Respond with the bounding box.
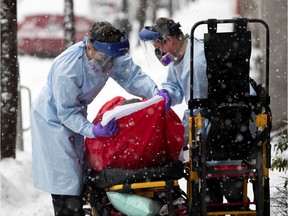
[187,18,272,216]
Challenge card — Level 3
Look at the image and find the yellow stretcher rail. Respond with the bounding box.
[207,210,256,215]
[107,180,179,191]
[255,113,271,128]
[187,114,203,202]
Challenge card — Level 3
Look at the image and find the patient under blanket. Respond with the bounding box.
[84,96,184,171]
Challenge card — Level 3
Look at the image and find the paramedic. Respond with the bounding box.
[139,17,207,147]
[30,21,169,216]
[138,17,244,211]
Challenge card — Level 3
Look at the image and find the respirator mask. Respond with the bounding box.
[87,54,115,73]
[154,48,177,66]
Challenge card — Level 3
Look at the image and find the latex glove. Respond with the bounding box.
[157,89,171,111]
[93,118,119,137]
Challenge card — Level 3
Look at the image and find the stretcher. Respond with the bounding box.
[84,96,189,215]
[188,18,272,216]
[84,18,272,216]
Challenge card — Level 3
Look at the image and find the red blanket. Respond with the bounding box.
[84,96,184,171]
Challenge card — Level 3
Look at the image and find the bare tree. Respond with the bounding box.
[64,0,75,49]
[1,0,19,159]
[137,0,147,32]
[114,0,132,40]
[151,0,159,23]
[136,0,148,46]
[168,0,173,17]
[122,0,128,13]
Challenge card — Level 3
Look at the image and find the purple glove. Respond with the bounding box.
[157,89,171,111]
[93,118,119,137]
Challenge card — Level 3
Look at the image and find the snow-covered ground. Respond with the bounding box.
[1,0,284,215]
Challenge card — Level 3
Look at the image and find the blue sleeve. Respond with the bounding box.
[162,66,184,106]
[161,38,207,106]
[110,55,158,99]
[51,60,95,138]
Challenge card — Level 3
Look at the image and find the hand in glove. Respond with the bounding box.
[93,118,119,137]
[157,89,171,111]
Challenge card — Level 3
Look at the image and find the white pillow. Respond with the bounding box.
[106,191,162,216]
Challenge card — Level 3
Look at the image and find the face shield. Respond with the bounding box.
[139,26,176,66]
[88,32,130,73]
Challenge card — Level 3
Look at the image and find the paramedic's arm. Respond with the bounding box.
[110,55,158,99]
[52,64,95,138]
[161,66,184,106]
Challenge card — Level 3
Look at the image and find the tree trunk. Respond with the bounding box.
[151,0,159,23]
[1,0,19,159]
[114,0,131,40]
[136,0,147,45]
[64,0,75,49]
[122,0,128,13]
[137,0,147,30]
[168,0,173,17]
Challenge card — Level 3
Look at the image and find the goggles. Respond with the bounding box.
[89,31,129,58]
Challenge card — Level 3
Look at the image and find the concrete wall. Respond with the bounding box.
[238,0,287,130]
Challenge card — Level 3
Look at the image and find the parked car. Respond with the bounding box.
[18,14,94,57]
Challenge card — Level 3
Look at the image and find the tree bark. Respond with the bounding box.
[1,0,19,159]
[137,0,147,31]
[168,0,173,17]
[151,0,159,23]
[64,0,75,49]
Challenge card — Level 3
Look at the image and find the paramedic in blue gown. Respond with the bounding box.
[30,21,170,216]
[139,17,207,149]
[139,17,257,212]
[139,17,234,211]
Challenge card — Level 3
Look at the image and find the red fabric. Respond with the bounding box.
[84,96,184,171]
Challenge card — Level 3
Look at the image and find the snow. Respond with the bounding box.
[0,0,285,215]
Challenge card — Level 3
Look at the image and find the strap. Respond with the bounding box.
[174,35,188,57]
[234,18,248,32]
[207,19,217,34]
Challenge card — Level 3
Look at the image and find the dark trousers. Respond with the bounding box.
[51,194,85,216]
[207,178,246,212]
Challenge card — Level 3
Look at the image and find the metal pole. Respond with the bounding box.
[16,85,32,151]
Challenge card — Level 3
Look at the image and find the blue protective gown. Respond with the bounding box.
[161,38,207,143]
[30,41,158,195]
[161,38,207,107]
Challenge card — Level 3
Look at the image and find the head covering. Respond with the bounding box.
[139,18,182,41]
[89,22,129,58]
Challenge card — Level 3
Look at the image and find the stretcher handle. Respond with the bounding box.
[189,18,270,113]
